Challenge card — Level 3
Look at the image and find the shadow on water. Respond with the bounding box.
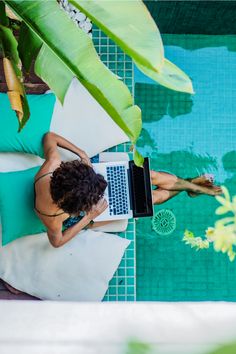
[136,136,218,181]
[137,128,158,150]
[222,151,236,196]
[149,150,218,179]
[222,150,236,173]
[162,34,236,52]
[135,83,193,123]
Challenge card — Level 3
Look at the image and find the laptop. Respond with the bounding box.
[92,157,153,221]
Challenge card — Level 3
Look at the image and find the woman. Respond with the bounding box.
[35,132,222,249]
[34,132,110,248]
[4,132,223,295]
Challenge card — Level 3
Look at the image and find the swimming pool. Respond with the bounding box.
[135,34,236,301]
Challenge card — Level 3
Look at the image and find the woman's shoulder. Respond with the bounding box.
[35,159,61,182]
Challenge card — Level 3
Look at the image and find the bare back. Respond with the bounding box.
[34,159,70,229]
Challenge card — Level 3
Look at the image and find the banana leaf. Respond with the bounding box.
[0,24,29,130]
[6,0,142,145]
[134,58,194,94]
[18,23,42,72]
[0,2,9,26]
[70,0,164,72]
[70,0,193,94]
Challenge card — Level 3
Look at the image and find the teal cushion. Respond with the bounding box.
[0,166,46,246]
[0,93,56,157]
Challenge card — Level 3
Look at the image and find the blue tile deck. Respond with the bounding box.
[93,28,136,301]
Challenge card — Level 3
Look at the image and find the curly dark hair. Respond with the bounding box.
[50,160,107,215]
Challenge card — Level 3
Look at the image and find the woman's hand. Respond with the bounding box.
[80,152,92,167]
[87,199,108,220]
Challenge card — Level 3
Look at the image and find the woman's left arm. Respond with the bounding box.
[44,132,91,166]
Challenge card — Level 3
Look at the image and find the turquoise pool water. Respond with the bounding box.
[135,35,236,301]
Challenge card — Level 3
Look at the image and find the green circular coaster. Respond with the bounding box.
[152,209,176,236]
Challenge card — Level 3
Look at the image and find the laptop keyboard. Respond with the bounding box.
[106,166,129,216]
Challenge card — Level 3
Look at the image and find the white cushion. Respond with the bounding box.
[0,152,44,171]
[0,152,129,233]
[0,166,129,301]
[0,84,131,300]
[0,154,130,301]
[0,227,130,301]
[50,78,129,160]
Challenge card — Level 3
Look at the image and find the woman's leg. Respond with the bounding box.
[151,174,214,204]
[186,175,213,197]
[152,189,181,205]
[150,170,222,196]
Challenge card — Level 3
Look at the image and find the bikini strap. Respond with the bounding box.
[34,206,65,218]
[34,171,53,185]
[34,171,65,217]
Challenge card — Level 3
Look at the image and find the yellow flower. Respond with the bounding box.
[205,227,215,242]
[212,225,236,253]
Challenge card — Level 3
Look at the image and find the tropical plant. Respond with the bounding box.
[183,186,236,262]
[0,3,29,129]
[183,230,210,251]
[124,340,236,354]
[126,341,152,354]
[0,0,194,165]
[209,342,236,354]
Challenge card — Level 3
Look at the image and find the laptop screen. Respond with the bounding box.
[129,158,153,218]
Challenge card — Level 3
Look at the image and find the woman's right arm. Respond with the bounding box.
[47,214,93,248]
[43,132,91,166]
[47,199,108,248]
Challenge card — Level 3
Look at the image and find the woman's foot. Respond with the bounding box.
[191,174,214,186]
[192,185,222,196]
[188,174,214,197]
